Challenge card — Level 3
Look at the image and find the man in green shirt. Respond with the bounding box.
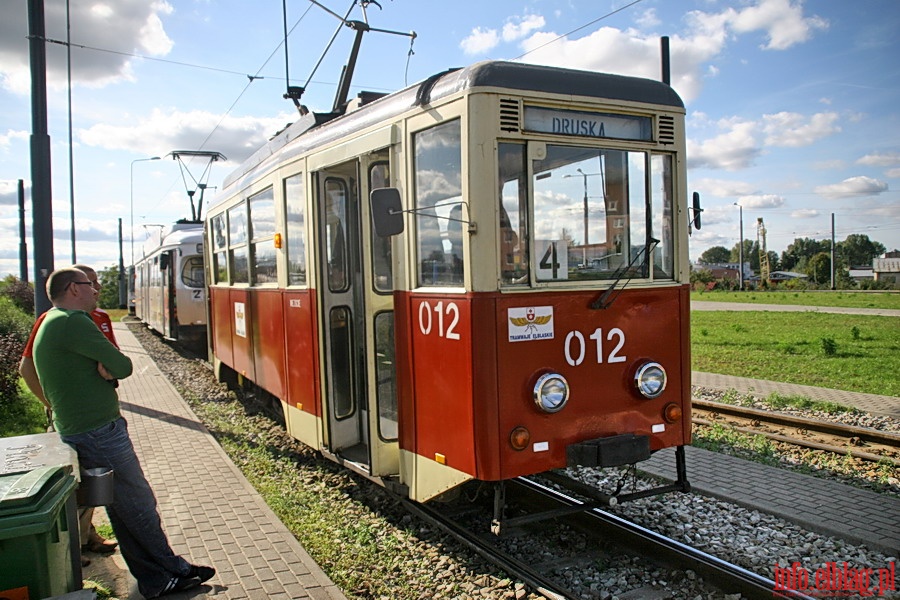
[33,267,214,598]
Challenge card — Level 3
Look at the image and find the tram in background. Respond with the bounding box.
[133,220,207,345]
[204,59,699,524]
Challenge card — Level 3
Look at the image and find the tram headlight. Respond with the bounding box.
[533,372,569,413]
[634,362,667,399]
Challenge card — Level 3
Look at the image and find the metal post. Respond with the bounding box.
[830,213,836,290]
[118,218,126,308]
[578,168,588,266]
[28,0,54,315]
[131,157,161,268]
[18,180,28,281]
[734,202,743,290]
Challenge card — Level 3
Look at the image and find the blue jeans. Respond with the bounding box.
[62,417,190,597]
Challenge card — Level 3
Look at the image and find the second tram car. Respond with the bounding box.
[134,220,207,344]
[204,61,694,519]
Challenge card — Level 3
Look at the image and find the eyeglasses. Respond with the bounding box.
[68,281,94,290]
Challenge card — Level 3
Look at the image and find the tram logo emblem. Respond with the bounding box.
[508,306,554,342]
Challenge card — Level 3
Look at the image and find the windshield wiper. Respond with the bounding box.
[590,238,659,310]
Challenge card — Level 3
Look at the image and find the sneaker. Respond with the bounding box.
[149,575,201,598]
[187,564,215,584]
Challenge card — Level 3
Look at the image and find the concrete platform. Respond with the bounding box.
[82,323,346,600]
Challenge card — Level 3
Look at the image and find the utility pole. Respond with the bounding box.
[28,0,54,315]
[830,213,836,290]
[118,218,126,308]
[18,180,28,281]
[734,202,743,290]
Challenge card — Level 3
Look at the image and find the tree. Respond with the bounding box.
[98,265,121,310]
[781,237,830,271]
[729,239,754,266]
[806,252,831,286]
[699,246,730,264]
[837,234,885,268]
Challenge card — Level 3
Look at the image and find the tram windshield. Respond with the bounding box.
[500,143,674,286]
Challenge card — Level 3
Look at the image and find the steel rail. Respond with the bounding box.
[693,399,900,446]
[513,477,816,600]
[399,498,573,600]
[693,400,900,466]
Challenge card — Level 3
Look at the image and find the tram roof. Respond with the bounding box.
[213,61,684,204]
[139,221,203,262]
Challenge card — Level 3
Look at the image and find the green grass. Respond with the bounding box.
[691,312,900,396]
[691,290,900,310]
[0,382,50,437]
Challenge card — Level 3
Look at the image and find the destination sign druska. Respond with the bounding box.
[523,107,652,141]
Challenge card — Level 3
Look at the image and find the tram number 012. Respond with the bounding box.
[418,300,461,340]
[564,328,626,366]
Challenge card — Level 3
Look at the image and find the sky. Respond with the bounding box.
[1,0,899,280]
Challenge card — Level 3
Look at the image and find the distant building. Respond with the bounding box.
[693,262,750,284]
[873,256,900,284]
[848,267,874,282]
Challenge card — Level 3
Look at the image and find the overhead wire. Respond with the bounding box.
[512,0,646,61]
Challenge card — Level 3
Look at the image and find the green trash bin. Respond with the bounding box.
[0,465,79,600]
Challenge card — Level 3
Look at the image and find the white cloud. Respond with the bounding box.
[857,152,900,167]
[635,9,661,30]
[502,15,545,42]
[77,108,291,166]
[0,129,29,151]
[687,118,761,171]
[736,193,785,209]
[762,111,840,147]
[0,0,174,94]
[886,168,900,179]
[791,208,820,219]
[692,178,759,198]
[728,0,829,50]
[460,27,500,55]
[814,176,889,199]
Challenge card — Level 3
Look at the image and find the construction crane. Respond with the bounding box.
[757,217,770,285]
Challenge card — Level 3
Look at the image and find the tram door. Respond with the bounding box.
[315,153,399,477]
[316,161,370,468]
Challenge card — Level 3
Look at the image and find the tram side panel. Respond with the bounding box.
[282,289,322,448]
[250,289,287,399]
[209,287,234,367]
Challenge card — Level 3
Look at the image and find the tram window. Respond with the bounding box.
[650,154,674,279]
[181,256,204,288]
[211,213,228,283]
[413,119,464,287]
[369,160,393,293]
[230,247,249,283]
[213,251,227,283]
[499,144,529,285]
[530,145,672,282]
[249,187,277,284]
[325,178,349,292]
[374,311,397,441]
[329,306,355,420]
[284,173,307,286]
[228,204,247,244]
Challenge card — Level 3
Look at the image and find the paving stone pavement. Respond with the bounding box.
[638,369,900,557]
[83,322,347,600]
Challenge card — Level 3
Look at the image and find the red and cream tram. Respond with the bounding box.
[205,60,694,514]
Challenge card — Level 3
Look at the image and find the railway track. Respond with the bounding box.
[693,399,900,466]
[402,476,812,600]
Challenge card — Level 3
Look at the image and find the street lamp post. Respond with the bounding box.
[734,202,744,290]
[577,168,588,266]
[130,156,161,267]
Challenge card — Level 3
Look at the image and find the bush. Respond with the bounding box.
[0,276,35,315]
[0,333,25,406]
[0,295,33,341]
